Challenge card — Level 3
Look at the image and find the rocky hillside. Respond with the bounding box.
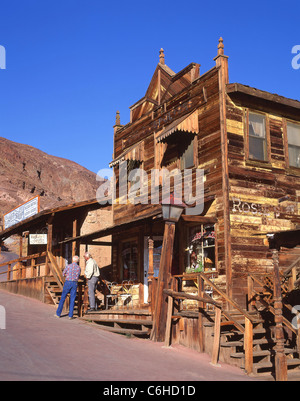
[0,137,100,227]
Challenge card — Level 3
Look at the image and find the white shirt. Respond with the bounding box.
[84,258,100,279]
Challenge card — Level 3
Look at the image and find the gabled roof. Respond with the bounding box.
[129,49,200,123]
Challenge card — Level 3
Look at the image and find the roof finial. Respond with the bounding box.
[113,110,123,133]
[115,110,121,126]
[159,48,165,65]
[217,37,224,56]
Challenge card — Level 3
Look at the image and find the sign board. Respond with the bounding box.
[3,196,40,230]
[29,234,47,245]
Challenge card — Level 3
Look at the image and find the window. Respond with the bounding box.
[160,133,195,169]
[121,240,138,281]
[287,122,300,168]
[248,112,268,161]
[186,225,215,273]
[181,138,194,169]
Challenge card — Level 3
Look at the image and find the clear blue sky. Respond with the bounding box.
[0,0,299,174]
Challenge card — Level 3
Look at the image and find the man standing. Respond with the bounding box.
[55,255,81,319]
[84,252,100,312]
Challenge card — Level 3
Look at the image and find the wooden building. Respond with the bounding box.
[1,39,300,379]
[0,198,112,302]
[103,38,300,309]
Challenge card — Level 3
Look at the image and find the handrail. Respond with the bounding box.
[47,251,64,290]
[163,287,222,366]
[0,252,47,269]
[198,272,256,323]
[248,274,297,335]
[283,255,300,278]
[173,272,255,372]
[0,252,47,280]
[163,288,222,308]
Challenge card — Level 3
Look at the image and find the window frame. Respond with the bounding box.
[284,119,300,169]
[119,236,139,282]
[155,133,198,171]
[245,109,270,163]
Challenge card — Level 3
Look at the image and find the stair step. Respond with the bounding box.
[231,350,271,359]
[221,338,273,348]
[82,321,151,336]
[252,358,300,372]
[232,348,298,359]
[79,316,152,326]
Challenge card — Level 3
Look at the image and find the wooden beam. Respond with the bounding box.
[215,39,232,302]
[82,241,113,246]
[211,307,221,366]
[244,317,253,374]
[164,295,174,347]
[151,221,176,341]
[272,249,288,382]
[181,215,217,224]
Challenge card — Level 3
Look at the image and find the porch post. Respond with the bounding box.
[272,248,288,381]
[151,221,176,342]
[147,237,154,305]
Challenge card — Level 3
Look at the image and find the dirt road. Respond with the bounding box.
[0,289,259,382]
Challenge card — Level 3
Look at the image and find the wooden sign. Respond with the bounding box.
[29,234,47,245]
[3,196,40,230]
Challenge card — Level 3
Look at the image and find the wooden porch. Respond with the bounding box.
[1,247,300,381]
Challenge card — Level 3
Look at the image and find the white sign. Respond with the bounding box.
[29,234,47,245]
[4,196,40,230]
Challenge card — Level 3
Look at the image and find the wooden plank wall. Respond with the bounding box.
[113,68,222,225]
[111,67,224,282]
[226,96,300,306]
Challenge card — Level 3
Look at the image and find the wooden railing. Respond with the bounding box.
[248,273,299,337]
[171,272,256,372]
[47,251,64,290]
[0,252,47,281]
[163,288,222,365]
[283,256,300,290]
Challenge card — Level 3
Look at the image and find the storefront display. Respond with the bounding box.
[185,225,215,273]
[122,240,138,280]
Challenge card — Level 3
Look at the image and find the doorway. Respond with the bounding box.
[143,236,163,303]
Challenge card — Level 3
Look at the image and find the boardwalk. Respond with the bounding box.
[0,289,258,382]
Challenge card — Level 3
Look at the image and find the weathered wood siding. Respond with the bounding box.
[227,95,300,305]
[111,67,225,283]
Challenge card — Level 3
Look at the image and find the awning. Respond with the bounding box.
[267,229,300,250]
[59,208,163,245]
[109,140,144,168]
[156,110,199,143]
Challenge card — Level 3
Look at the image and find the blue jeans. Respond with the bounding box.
[56,281,78,318]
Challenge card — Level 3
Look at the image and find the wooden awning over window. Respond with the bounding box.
[156,110,199,143]
[109,140,144,168]
[267,229,300,250]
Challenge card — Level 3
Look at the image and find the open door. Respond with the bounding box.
[144,236,163,303]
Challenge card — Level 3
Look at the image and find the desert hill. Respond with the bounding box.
[0,137,100,227]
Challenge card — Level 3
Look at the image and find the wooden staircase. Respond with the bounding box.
[44,251,85,315]
[45,277,63,306]
[166,271,300,381]
[44,276,84,315]
[214,310,300,380]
